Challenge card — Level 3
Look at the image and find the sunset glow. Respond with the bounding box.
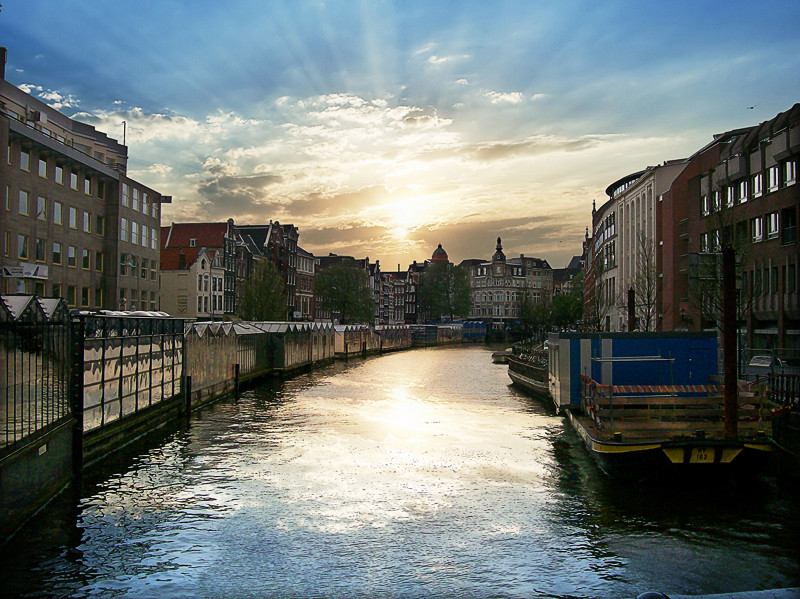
[3,1,798,268]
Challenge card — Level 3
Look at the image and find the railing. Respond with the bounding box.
[1,315,71,449]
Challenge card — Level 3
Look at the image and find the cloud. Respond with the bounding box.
[427,54,470,65]
[18,84,80,110]
[456,79,469,86]
[484,91,524,104]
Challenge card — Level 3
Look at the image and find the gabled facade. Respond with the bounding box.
[159,246,224,319]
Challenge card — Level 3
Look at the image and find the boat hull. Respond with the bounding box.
[566,409,773,481]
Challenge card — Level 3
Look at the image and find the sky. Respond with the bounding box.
[2,1,799,270]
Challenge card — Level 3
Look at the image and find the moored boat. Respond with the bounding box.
[491,348,512,364]
[511,331,775,480]
[507,346,550,400]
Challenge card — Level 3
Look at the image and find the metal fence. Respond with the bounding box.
[1,296,72,449]
[82,315,184,432]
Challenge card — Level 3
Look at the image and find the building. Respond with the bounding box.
[1,48,168,310]
[235,221,299,320]
[592,160,687,331]
[296,246,315,321]
[159,246,224,319]
[461,237,552,330]
[659,104,799,354]
[160,221,246,317]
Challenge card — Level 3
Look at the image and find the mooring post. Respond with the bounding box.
[722,246,738,441]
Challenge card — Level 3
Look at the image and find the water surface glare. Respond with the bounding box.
[3,346,799,598]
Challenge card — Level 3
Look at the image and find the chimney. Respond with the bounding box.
[0,47,7,80]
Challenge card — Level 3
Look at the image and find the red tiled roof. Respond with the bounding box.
[160,247,203,271]
[161,222,228,249]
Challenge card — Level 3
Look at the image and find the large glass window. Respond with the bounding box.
[121,183,130,207]
[38,158,47,178]
[18,190,29,215]
[55,165,63,184]
[20,149,30,171]
[17,234,28,259]
[121,218,129,242]
[53,242,62,265]
[68,245,77,267]
[54,201,63,224]
[767,212,780,239]
[82,249,90,270]
[69,170,78,190]
[69,206,77,229]
[83,211,91,233]
[35,238,46,262]
[36,196,46,220]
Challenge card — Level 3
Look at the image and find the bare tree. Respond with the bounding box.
[617,230,658,331]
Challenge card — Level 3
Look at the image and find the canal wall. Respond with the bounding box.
[1,294,486,540]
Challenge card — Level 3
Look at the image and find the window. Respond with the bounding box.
[190,238,198,248]
[69,207,77,229]
[785,160,797,186]
[131,221,139,245]
[701,195,710,217]
[132,188,139,211]
[36,196,46,220]
[120,253,128,276]
[20,149,30,171]
[19,190,29,215]
[83,211,91,233]
[151,230,158,250]
[54,201,63,225]
[95,287,104,308]
[3,231,9,256]
[51,283,62,299]
[151,260,157,280]
[712,190,721,212]
[69,170,78,190]
[67,285,76,307]
[38,158,47,178]
[121,218,129,242]
[700,232,710,253]
[82,249,90,270]
[141,225,148,248]
[768,165,780,192]
[96,215,105,236]
[143,193,149,214]
[96,251,104,272]
[84,177,92,195]
[97,180,107,201]
[17,234,28,259]
[751,217,763,243]
[55,165,63,184]
[53,242,62,265]
[4,185,9,211]
[35,238,46,262]
[726,185,735,208]
[81,287,90,308]
[752,173,763,198]
[738,180,748,203]
[198,274,203,291]
[152,203,158,219]
[67,245,77,267]
[121,183,130,207]
[767,212,780,239]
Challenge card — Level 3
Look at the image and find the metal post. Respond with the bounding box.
[722,247,738,440]
[627,287,636,332]
[69,314,85,479]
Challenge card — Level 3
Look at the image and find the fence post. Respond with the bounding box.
[69,313,85,479]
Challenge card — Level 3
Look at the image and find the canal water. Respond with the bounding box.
[2,346,799,598]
